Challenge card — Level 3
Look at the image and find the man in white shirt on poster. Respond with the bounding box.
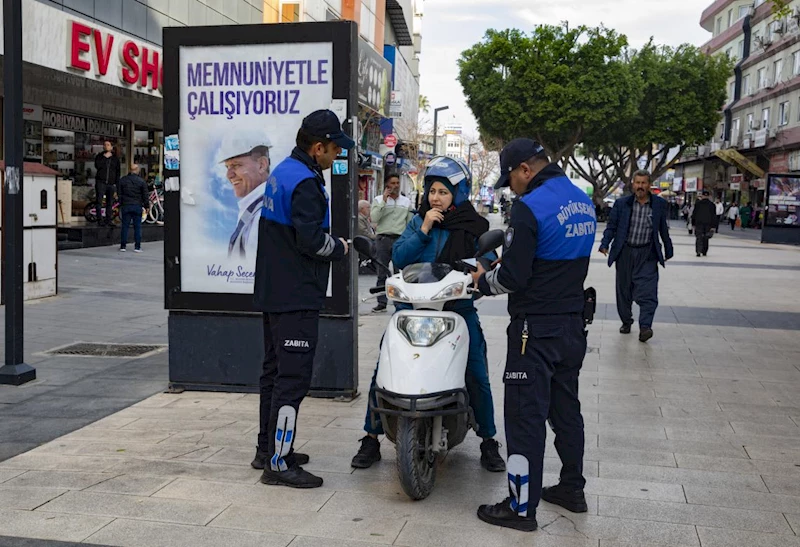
[218,132,272,259]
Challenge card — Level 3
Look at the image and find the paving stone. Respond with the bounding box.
[100,458,258,483]
[0,469,27,484]
[684,485,800,515]
[745,445,800,464]
[730,421,800,437]
[598,496,792,534]
[0,510,112,543]
[4,471,117,490]
[393,520,598,547]
[599,462,768,491]
[696,526,800,547]
[0,454,121,473]
[763,474,800,496]
[85,475,176,497]
[152,478,334,510]
[37,490,228,525]
[598,434,748,459]
[83,518,294,547]
[583,448,677,468]
[676,453,800,477]
[0,487,68,510]
[208,504,406,544]
[286,538,392,547]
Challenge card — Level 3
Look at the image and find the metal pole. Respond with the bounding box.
[467,143,475,171]
[432,105,449,156]
[1,0,36,385]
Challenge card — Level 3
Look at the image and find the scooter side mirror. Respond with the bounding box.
[474,229,505,258]
[353,236,376,259]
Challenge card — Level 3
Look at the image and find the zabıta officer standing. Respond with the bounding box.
[599,170,673,342]
[251,110,354,489]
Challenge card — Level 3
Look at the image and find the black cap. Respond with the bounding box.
[301,110,355,149]
[701,190,710,196]
[495,138,546,189]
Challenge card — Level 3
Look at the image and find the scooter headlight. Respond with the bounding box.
[396,316,455,347]
[386,284,410,301]
[432,282,465,301]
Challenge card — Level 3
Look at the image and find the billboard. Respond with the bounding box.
[766,174,800,227]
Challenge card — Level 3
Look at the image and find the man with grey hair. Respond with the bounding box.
[599,170,673,342]
[357,200,375,240]
[217,132,272,259]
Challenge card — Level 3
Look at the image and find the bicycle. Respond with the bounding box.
[145,183,164,225]
[84,198,121,224]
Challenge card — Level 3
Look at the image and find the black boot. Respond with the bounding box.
[251,447,309,470]
[351,436,381,468]
[619,323,632,334]
[479,438,506,472]
[477,497,538,532]
[541,484,588,513]
[260,464,322,488]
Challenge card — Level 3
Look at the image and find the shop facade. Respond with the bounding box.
[0,0,163,220]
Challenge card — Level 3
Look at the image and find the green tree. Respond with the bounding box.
[569,42,732,199]
[457,24,640,165]
[418,94,430,114]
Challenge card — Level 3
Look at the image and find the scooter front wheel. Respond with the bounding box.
[395,417,436,500]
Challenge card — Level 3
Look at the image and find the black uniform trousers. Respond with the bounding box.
[258,310,319,471]
[695,223,713,255]
[95,182,116,224]
[504,313,586,517]
[615,244,659,329]
[374,234,399,306]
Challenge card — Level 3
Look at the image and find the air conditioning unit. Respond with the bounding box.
[769,127,778,138]
[774,20,786,34]
[745,86,754,96]
[755,35,773,49]
[698,145,709,156]
[765,78,775,89]
[711,142,722,152]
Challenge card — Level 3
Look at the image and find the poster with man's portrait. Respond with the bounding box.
[178,42,333,294]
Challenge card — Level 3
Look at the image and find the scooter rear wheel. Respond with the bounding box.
[395,417,436,500]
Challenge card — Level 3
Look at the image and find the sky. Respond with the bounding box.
[418,0,712,138]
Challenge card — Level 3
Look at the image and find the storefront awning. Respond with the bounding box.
[714,148,765,178]
[386,0,414,46]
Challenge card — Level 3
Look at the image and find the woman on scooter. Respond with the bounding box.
[351,156,505,473]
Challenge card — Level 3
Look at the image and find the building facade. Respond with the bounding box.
[676,0,800,207]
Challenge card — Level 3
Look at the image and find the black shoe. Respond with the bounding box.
[541,484,588,513]
[477,497,538,532]
[371,304,387,313]
[696,253,701,257]
[619,324,632,334]
[251,447,309,470]
[351,435,381,468]
[639,328,654,343]
[702,253,707,256]
[260,465,322,488]
[479,438,506,472]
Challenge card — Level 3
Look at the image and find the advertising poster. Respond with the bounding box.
[766,175,800,227]
[178,42,333,294]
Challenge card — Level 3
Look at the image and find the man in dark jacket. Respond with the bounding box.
[692,190,717,257]
[251,110,354,489]
[118,163,148,252]
[94,141,121,226]
[599,170,674,342]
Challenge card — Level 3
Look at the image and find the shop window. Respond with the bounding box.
[134,128,164,187]
[40,189,48,209]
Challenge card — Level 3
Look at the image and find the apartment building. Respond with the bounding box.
[675,0,800,206]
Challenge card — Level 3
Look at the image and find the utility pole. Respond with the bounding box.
[1,0,36,385]
[432,106,449,156]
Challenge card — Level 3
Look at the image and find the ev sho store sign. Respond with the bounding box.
[177,43,333,295]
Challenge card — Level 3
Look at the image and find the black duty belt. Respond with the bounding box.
[626,242,651,248]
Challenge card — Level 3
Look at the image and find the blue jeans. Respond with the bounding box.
[120,205,143,249]
[364,306,497,439]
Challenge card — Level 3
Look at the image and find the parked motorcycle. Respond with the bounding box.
[353,229,505,500]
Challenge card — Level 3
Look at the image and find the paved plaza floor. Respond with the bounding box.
[0,220,799,546]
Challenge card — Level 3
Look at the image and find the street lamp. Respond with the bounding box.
[467,142,476,171]
[432,106,449,156]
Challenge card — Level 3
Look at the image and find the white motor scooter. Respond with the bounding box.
[354,230,505,500]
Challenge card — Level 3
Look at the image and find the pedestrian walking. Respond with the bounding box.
[118,163,148,253]
[471,139,596,532]
[370,172,413,312]
[692,190,717,257]
[727,202,740,230]
[94,141,120,226]
[352,156,505,474]
[598,170,674,342]
[251,110,354,489]
[740,202,753,229]
[715,198,724,231]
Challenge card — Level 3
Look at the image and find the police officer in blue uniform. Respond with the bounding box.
[251,110,354,489]
[472,139,596,531]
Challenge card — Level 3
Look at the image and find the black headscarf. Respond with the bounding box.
[418,178,489,266]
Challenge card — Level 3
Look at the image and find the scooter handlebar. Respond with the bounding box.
[369,286,386,294]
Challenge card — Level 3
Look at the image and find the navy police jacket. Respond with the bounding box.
[478,164,596,318]
[253,147,345,313]
[600,194,674,267]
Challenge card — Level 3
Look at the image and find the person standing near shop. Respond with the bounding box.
[715,198,724,231]
[370,172,413,312]
[599,170,673,343]
[118,163,148,252]
[727,202,740,230]
[94,141,120,226]
[251,110,353,489]
[471,139,595,532]
[692,190,717,257]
